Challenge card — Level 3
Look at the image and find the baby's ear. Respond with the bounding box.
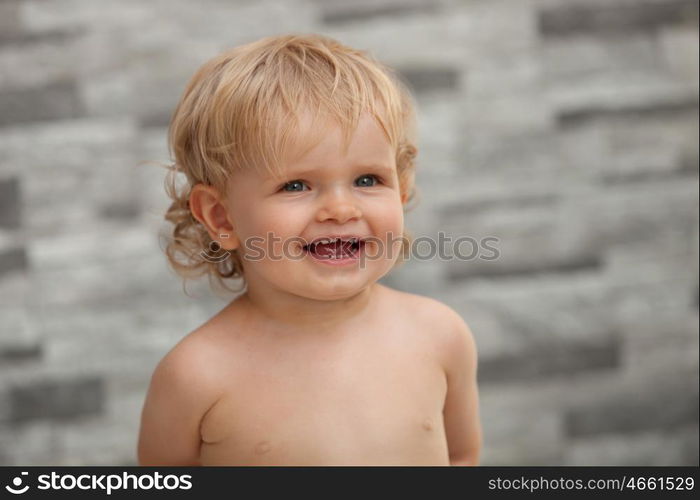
[210,217,241,252]
[189,184,240,250]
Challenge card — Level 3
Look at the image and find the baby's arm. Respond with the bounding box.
[440,308,482,466]
[137,339,216,466]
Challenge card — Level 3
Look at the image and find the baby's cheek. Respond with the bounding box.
[380,203,404,233]
[375,205,405,255]
[248,209,289,237]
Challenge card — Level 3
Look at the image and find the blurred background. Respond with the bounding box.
[0,0,698,465]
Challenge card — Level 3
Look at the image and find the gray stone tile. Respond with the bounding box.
[581,179,698,250]
[658,25,700,85]
[618,310,699,380]
[440,204,605,282]
[0,422,57,465]
[0,344,42,363]
[98,202,141,221]
[542,33,665,80]
[447,254,603,282]
[0,81,84,127]
[479,384,566,465]
[0,119,141,238]
[0,28,81,48]
[0,247,27,278]
[482,410,564,465]
[138,110,173,129]
[441,193,559,218]
[8,376,104,423]
[0,270,30,309]
[566,425,699,465]
[397,66,460,94]
[599,164,698,184]
[679,152,700,175]
[455,130,563,174]
[462,92,553,134]
[565,372,699,437]
[0,176,21,229]
[479,334,621,384]
[0,1,22,42]
[557,97,699,128]
[539,0,699,37]
[319,0,440,25]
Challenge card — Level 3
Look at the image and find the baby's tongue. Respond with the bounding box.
[313,240,349,258]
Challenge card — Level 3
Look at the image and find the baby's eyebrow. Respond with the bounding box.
[279,163,396,179]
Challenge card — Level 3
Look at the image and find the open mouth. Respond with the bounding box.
[302,237,365,260]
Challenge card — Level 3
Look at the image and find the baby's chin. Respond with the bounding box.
[289,277,377,302]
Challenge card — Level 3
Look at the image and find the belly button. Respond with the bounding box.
[422,418,433,431]
[254,441,272,455]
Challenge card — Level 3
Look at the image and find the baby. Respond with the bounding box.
[137,34,481,466]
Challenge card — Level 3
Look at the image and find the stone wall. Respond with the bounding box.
[0,0,697,465]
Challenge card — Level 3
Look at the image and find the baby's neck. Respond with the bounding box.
[239,283,380,335]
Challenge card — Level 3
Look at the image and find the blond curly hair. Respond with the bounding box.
[162,33,419,296]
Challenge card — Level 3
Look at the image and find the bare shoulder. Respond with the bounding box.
[383,286,477,371]
[383,286,469,332]
[151,325,224,406]
[138,318,232,465]
[150,302,245,406]
[169,294,247,356]
[165,304,243,378]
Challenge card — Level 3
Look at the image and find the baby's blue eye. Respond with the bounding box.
[281,175,380,192]
[282,180,307,192]
[355,174,379,187]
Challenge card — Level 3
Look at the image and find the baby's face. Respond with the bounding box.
[223,112,405,301]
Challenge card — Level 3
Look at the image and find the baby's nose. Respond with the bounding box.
[315,190,362,223]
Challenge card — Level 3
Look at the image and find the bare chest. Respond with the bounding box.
[198,319,449,465]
